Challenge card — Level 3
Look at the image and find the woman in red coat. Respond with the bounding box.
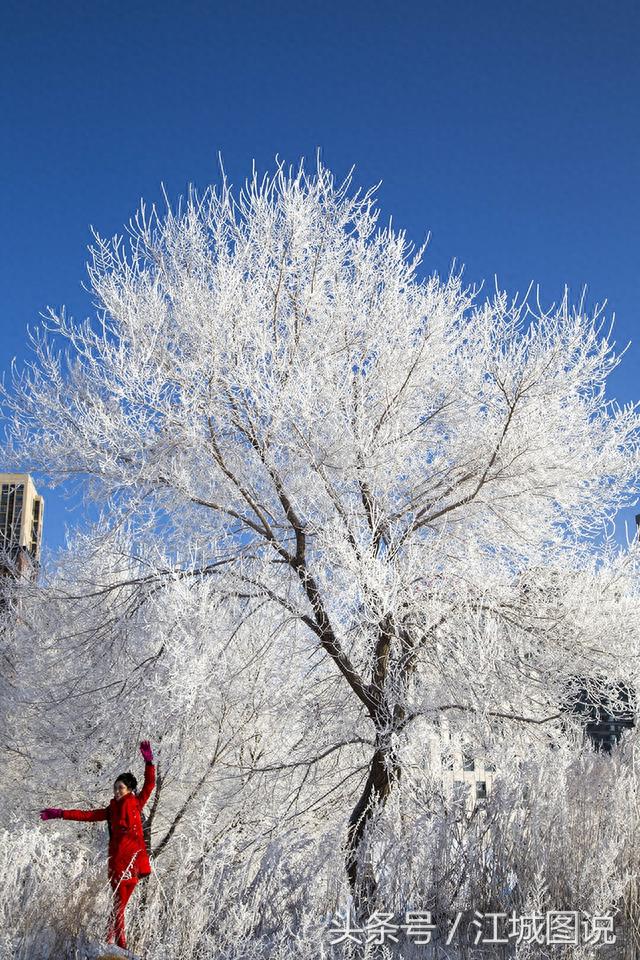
[40,740,156,951]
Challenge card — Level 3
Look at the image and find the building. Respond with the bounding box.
[0,473,44,577]
[566,677,636,753]
[436,718,497,806]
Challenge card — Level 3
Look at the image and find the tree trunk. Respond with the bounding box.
[345,739,400,919]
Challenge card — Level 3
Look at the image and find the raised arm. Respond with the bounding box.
[137,740,156,809]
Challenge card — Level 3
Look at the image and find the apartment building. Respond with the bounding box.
[435,717,497,805]
[0,473,44,577]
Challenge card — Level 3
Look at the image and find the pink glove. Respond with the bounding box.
[139,740,154,764]
[40,808,63,820]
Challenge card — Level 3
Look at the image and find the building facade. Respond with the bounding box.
[0,473,44,577]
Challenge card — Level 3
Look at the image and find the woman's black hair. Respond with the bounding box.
[114,771,138,793]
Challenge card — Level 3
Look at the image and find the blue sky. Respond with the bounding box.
[1,0,639,552]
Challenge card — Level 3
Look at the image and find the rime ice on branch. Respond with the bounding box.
[2,161,640,916]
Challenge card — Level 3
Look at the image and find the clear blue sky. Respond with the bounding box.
[1,0,639,552]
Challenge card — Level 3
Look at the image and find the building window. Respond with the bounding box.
[476,781,487,800]
[462,750,475,772]
[0,483,24,553]
[30,498,42,557]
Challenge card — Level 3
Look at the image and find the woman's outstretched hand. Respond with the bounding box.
[40,808,63,820]
[139,740,154,764]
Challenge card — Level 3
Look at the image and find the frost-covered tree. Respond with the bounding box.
[3,161,640,916]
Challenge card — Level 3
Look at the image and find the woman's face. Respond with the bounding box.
[113,780,132,800]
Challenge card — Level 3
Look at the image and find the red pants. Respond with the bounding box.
[107,876,138,949]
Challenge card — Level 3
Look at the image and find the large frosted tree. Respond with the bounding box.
[3,161,640,913]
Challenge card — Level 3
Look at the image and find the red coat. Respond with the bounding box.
[62,762,156,884]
